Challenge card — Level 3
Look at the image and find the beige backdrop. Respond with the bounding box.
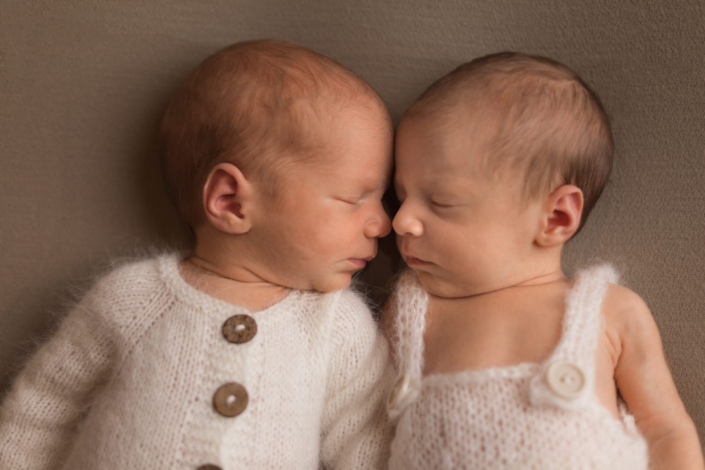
[2,0,703,449]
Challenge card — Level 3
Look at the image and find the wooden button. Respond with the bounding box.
[213,382,248,417]
[196,465,221,470]
[222,314,257,344]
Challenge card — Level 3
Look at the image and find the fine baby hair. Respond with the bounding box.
[159,39,386,233]
[407,51,613,232]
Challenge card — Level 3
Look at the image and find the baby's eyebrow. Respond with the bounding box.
[335,180,384,196]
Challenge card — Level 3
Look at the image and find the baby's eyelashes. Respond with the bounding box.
[337,189,387,206]
[337,197,362,205]
[430,200,454,208]
[336,196,380,208]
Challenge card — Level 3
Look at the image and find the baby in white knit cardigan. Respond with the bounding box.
[383,53,704,469]
[0,40,395,469]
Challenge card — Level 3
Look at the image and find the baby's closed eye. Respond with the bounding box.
[337,196,363,205]
[429,193,470,210]
[430,199,456,208]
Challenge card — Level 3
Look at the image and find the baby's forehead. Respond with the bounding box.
[396,107,537,181]
[398,103,499,154]
[278,98,392,162]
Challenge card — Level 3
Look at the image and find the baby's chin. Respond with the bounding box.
[298,271,355,293]
[414,270,486,298]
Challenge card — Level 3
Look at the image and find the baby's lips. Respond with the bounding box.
[404,253,431,266]
[347,258,367,268]
[347,254,375,267]
[355,253,376,262]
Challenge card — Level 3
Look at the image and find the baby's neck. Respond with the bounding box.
[423,274,573,375]
[188,249,275,285]
[179,247,290,312]
[501,268,568,289]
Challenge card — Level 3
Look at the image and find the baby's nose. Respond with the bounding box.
[364,204,392,238]
[392,202,423,237]
[378,212,392,237]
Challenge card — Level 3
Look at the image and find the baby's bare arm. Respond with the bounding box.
[607,285,704,470]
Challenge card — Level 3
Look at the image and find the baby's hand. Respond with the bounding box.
[606,285,704,470]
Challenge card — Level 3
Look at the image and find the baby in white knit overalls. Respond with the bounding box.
[383,53,704,469]
[0,40,395,469]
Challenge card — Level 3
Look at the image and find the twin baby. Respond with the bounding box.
[1,40,702,469]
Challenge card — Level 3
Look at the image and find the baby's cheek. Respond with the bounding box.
[293,228,341,260]
[308,213,363,259]
[315,234,349,257]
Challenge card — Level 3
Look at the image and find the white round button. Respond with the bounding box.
[387,373,411,410]
[545,361,585,400]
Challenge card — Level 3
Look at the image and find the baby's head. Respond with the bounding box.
[394,52,613,297]
[160,40,393,292]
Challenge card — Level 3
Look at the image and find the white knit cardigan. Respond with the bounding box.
[0,253,394,469]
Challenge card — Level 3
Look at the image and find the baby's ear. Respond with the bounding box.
[202,162,254,235]
[535,184,583,247]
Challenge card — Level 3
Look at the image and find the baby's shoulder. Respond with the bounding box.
[323,286,390,382]
[601,283,659,357]
[316,285,387,355]
[87,255,164,304]
[601,283,652,330]
[79,254,171,330]
[325,286,378,335]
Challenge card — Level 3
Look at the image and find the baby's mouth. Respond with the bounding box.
[347,255,374,268]
[404,254,431,266]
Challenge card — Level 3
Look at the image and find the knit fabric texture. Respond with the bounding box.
[0,253,394,469]
[387,266,649,470]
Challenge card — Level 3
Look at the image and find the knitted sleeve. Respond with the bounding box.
[0,277,119,469]
[319,289,395,470]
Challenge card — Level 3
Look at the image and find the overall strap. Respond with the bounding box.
[387,269,428,420]
[529,264,619,410]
